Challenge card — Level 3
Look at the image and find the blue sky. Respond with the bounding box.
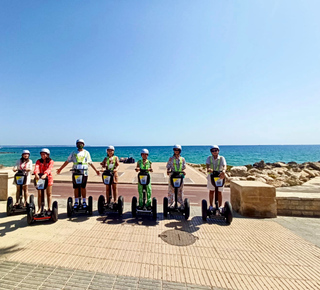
[1,0,319,146]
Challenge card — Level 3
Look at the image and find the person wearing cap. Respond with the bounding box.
[135,149,153,208]
[206,145,227,210]
[34,148,54,212]
[57,139,100,209]
[166,145,186,208]
[100,146,120,204]
[13,150,33,206]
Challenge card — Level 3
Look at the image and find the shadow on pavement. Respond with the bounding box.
[0,216,28,237]
[59,212,90,223]
[0,244,21,256]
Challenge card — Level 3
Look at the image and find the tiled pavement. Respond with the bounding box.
[1,200,320,289]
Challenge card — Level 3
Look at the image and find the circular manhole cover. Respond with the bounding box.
[158,230,198,246]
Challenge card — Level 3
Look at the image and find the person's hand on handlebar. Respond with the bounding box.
[41,174,47,179]
[135,168,139,172]
[149,168,153,172]
[219,172,226,179]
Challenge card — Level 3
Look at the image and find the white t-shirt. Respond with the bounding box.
[13,159,33,185]
[206,155,226,171]
[67,149,92,176]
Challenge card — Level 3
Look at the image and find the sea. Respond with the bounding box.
[1,145,320,168]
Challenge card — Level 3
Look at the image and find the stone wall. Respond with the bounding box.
[277,197,320,217]
[0,171,16,201]
[230,180,277,218]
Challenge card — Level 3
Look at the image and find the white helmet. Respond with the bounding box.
[210,145,220,151]
[76,139,85,145]
[40,148,50,155]
[106,146,115,152]
[141,149,149,154]
[22,150,30,155]
[173,144,182,151]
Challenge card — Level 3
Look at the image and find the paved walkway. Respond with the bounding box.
[1,200,320,289]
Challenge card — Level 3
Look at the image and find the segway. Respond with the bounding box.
[202,171,233,225]
[131,169,157,220]
[163,171,190,220]
[98,169,123,216]
[67,169,93,217]
[7,170,33,216]
[27,174,58,225]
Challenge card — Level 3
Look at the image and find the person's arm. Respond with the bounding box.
[113,157,120,172]
[219,157,227,179]
[42,160,54,179]
[90,163,100,175]
[149,161,153,172]
[25,160,32,172]
[166,157,172,175]
[13,160,19,172]
[182,158,186,175]
[34,161,40,179]
[135,161,140,172]
[206,157,212,173]
[57,161,69,174]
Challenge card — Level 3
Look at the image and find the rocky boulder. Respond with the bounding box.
[230,166,248,177]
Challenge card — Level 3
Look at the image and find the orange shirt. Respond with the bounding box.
[34,159,54,186]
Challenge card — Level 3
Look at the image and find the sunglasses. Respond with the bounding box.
[211,149,219,152]
[173,149,180,151]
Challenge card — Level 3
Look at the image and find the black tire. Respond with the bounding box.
[98,195,105,215]
[52,201,58,222]
[67,197,73,217]
[163,197,168,218]
[184,198,190,220]
[27,206,33,225]
[7,197,13,216]
[132,196,137,217]
[224,201,233,225]
[202,199,207,221]
[118,196,124,216]
[152,197,157,220]
[88,196,93,215]
[29,194,35,206]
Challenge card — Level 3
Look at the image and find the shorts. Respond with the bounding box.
[73,176,88,189]
[206,174,224,192]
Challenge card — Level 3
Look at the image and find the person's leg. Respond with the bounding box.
[218,191,222,207]
[112,183,118,203]
[209,190,214,207]
[146,184,152,207]
[47,186,52,211]
[23,185,28,206]
[16,185,20,204]
[37,190,42,212]
[168,185,174,206]
[138,184,143,207]
[106,185,111,203]
[177,186,184,207]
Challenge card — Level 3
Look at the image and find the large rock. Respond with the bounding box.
[230,166,248,177]
[302,169,316,178]
[273,162,288,168]
[253,160,265,169]
[307,162,320,171]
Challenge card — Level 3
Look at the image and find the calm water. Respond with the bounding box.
[0,145,319,167]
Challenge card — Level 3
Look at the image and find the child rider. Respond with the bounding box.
[135,149,153,208]
[100,146,120,205]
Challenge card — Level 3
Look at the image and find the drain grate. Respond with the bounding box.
[158,230,198,246]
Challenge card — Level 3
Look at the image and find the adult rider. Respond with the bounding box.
[56,139,100,209]
[206,145,227,210]
[166,144,186,208]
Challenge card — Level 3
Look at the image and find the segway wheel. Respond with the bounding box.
[7,197,13,216]
[98,195,105,215]
[67,197,73,217]
[52,201,58,222]
[163,197,168,218]
[29,194,35,206]
[184,198,190,220]
[224,201,233,225]
[132,196,137,217]
[27,206,33,225]
[152,197,157,220]
[88,196,93,215]
[202,199,207,221]
[118,196,124,216]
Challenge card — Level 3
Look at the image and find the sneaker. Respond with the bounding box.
[209,206,214,211]
[74,202,79,209]
[82,202,87,209]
